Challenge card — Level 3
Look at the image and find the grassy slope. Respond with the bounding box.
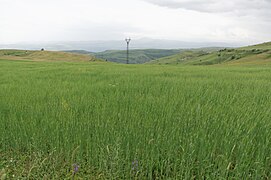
[186,49,271,66]
[63,50,93,55]
[147,50,209,65]
[150,42,271,65]
[0,49,100,62]
[239,41,271,50]
[94,49,182,64]
[224,42,271,65]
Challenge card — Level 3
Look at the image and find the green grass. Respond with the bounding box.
[1,59,271,179]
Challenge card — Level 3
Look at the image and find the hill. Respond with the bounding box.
[94,49,183,64]
[147,47,223,65]
[239,41,271,50]
[149,42,271,65]
[0,49,100,62]
[63,50,93,55]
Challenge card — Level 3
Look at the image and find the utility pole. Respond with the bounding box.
[125,38,131,64]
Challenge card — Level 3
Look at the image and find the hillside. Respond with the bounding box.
[240,42,271,50]
[0,49,100,62]
[63,50,93,55]
[147,50,207,64]
[149,42,271,65]
[94,49,182,64]
[2,42,270,65]
[147,47,223,65]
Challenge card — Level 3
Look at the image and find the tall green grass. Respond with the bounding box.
[1,60,271,179]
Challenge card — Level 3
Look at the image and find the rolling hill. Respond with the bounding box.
[63,50,93,55]
[240,41,271,50]
[149,42,271,65]
[2,42,270,65]
[0,49,100,62]
[94,49,183,64]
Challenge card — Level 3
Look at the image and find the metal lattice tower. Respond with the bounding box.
[125,38,131,64]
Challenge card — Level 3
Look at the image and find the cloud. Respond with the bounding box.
[139,0,271,44]
[0,0,270,44]
[143,0,271,14]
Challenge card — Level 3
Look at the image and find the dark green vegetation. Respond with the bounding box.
[1,57,271,179]
[94,49,182,64]
[150,42,271,65]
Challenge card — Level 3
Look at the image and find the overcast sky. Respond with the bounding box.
[0,0,270,45]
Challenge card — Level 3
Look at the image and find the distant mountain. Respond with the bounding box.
[0,38,244,52]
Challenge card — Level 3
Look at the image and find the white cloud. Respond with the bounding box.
[0,0,270,45]
[143,0,271,14]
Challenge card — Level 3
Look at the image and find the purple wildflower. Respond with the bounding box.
[132,160,139,173]
[73,163,79,175]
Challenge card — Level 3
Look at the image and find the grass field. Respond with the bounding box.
[1,59,271,179]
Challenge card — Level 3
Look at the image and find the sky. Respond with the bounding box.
[0,0,270,45]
